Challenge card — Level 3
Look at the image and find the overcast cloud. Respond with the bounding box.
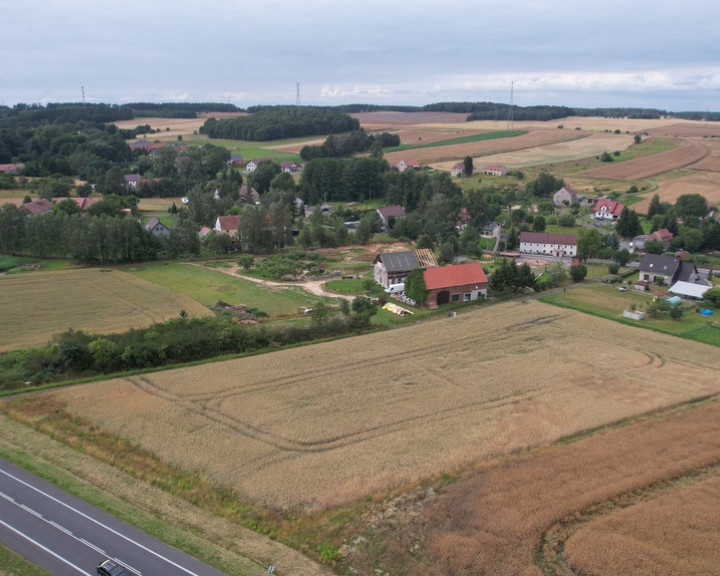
[2,0,719,111]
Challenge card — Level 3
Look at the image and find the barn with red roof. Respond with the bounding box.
[423,261,488,308]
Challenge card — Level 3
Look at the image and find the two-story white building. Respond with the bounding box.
[519,232,578,257]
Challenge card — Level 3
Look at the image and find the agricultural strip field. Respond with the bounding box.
[124,262,332,318]
[36,300,720,513]
[579,139,709,180]
[0,268,210,352]
[631,170,720,214]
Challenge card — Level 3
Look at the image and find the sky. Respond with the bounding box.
[2,0,720,112]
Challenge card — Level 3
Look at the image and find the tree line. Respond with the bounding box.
[300,129,400,160]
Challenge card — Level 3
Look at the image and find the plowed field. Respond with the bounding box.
[632,171,720,213]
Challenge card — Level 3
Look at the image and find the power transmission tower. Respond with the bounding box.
[296,82,301,107]
[82,85,85,104]
[507,81,514,130]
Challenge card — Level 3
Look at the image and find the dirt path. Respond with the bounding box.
[189,262,356,301]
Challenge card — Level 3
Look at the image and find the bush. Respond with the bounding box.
[608,263,620,274]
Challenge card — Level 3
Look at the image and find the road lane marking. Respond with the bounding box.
[0,517,93,576]
[0,466,206,576]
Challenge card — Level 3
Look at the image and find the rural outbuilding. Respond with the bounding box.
[423,261,488,308]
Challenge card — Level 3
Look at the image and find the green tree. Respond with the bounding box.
[463,155,474,177]
[355,217,373,244]
[703,287,720,308]
[237,254,254,270]
[351,296,377,328]
[674,193,708,224]
[644,238,665,255]
[248,161,282,195]
[577,228,604,259]
[600,151,613,162]
[404,268,427,305]
[674,226,704,253]
[238,204,272,253]
[615,206,643,238]
[569,263,588,282]
[532,214,546,232]
[647,194,663,218]
[612,248,631,266]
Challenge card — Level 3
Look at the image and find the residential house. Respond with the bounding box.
[226,154,245,167]
[124,174,142,190]
[129,139,152,152]
[215,215,241,235]
[483,164,507,176]
[0,163,24,174]
[423,261,488,308]
[144,217,171,236]
[480,222,501,239]
[456,207,471,231]
[198,226,213,238]
[519,232,578,257]
[245,158,274,173]
[553,185,579,207]
[636,253,704,288]
[149,143,187,158]
[450,163,466,177]
[648,228,674,249]
[280,161,302,174]
[377,205,406,229]
[395,159,420,172]
[630,235,648,253]
[19,199,53,216]
[239,185,260,204]
[593,198,625,221]
[373,249,438,288]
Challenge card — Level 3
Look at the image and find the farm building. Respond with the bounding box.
[668,281,711,300]
[0,163,24,173]
[483,164,507,176]
[226,154,245,167]
[519,232,577,257]
[593,198,625,221]
[54,197,101,213]
[245,158,274,172]
[423,262,488,308]
[239,185,260,204]
[373,249,437,288]
[124,173,142,189]
[144,217,171,236]
[553,185,579,207]
[280,161,302,174]
[19,199,53,216]
[450,163,466,177]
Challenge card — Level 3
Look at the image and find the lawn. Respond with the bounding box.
[540,283,720,346]
[124,262,333,319]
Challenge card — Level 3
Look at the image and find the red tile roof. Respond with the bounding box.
[594,198,624,216]
[423,262,487,290]
[520,231,578,246]
[377,205,406,219]
[216,215,241,232]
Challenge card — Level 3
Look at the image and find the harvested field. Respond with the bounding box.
[352,111,469,128]
[432,131,633,170]
[0,268,210,352]
[384,128,587,166]
[632,171,720,214]
[644,121,720,138]
[360,399,720,576]
[42,301,720,512]
[564,474,720,576]
[687,137,720,172]
[579,139,709,180]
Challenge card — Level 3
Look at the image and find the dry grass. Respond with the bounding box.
[564,474,720,576]
[41,301,720,512]
[0,268,210,352]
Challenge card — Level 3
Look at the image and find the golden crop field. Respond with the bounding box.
[0,268,210,352]
[44,300,720,511]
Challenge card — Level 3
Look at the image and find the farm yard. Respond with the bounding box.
[0,268,210,352]
[27,301,720,512]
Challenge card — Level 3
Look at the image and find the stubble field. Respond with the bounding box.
[40,301,720,513]
[0,268,210,352]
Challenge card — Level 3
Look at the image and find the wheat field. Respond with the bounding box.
[45,300,720,511]
[0,268,211,352]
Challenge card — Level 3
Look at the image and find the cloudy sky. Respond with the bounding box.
[2,0,719,112]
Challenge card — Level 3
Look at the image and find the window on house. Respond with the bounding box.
[451,293,460,303]
[464,293,471,301]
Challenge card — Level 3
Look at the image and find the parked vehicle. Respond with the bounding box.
[618,285,629,292]
[385,283,405,294]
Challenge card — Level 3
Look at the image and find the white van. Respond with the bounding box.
[385,283,405,294]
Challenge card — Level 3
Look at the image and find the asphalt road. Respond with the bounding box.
[0,457,231,576]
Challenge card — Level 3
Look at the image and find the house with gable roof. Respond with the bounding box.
[519,232,577,257]
[483,164,507,176]
[215,215,241,236]
[423,261,488,308]
[395,159,420,172]
[144,217,171,236]
[593,198,625,221]
[636,253,704,288]
[376,205,406,230]
[19,199,53,216]
[553,185,579,207]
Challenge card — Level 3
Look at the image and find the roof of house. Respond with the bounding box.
[423,261,488,290]
[377,205,406,219]
[19,198,53,215]
[124,173,142,183]
[216,215,241,232]
[144,217,169,231]
[649,228,674,243]
[594,198,625,216]
[638,253,680,277]
[555,185,578,198]
[54,197,101,211]
[239,185,260,202]
[483,164,507,171]
[520,231,578,246]
[376,250,419,272]
[198,226,213,237]
[0,163,24,173]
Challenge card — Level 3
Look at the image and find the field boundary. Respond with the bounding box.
[537,459,720,575]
